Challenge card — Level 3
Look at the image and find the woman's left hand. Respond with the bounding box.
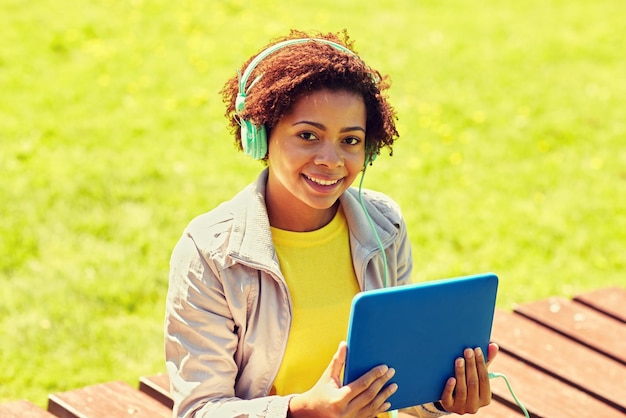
[438,342,499,414]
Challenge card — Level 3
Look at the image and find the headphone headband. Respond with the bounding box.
[237,38,355,102]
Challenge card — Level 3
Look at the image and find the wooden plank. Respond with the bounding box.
[514,296,626,364]
[574,287,626,323]
[0,400,57,418]
[486,352,626,418]
[491,310,626,412]
[138,374,173,409]
[446,399,519,418]
[47,381,171,418]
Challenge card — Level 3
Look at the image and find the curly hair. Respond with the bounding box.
[220,29,399,161]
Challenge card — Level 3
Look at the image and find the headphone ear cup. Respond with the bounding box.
[241,119,268,160]
[236,38,366,162]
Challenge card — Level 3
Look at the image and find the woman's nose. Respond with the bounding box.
[314,141,343,167]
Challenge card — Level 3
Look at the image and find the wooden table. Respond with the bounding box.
[471,286,626,418]
[2,287,624,417]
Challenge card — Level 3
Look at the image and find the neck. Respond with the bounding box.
[266,196,339,233]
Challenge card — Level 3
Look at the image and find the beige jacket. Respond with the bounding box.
[165,170,447,418]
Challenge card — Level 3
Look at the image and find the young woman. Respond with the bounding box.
[165,29,498,418]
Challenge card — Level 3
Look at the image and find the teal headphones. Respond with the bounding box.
[235,38,378,164]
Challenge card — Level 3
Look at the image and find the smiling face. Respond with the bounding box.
[265,88,367,232]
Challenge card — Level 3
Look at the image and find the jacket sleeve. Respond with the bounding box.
[399,403,450,417]
[164,232,292,418]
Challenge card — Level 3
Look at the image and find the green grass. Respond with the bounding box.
[1,0,625,407]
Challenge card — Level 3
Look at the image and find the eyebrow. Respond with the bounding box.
[293,120,366,134]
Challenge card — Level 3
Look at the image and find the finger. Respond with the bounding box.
[475,347,492,405]
[463,348,479,399]
[351,367,397,416]
[440,376,456,410]
[354,365,393,396]
[372,380,398,416]
[452,356,467,409]
[327,341,347,386]
[464,348,481,413]
[342,364,393,418]
[486,342,499,367]
[441,352,465,411]
[364,370,398,417]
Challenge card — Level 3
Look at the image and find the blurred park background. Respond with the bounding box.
[1,0,624,407]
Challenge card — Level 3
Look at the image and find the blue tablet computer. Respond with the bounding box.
[343,272,498,410]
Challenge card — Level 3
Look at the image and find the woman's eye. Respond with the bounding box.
[299,132,318,141]
[344,137,362,146]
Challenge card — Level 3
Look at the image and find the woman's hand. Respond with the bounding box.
[288,341,397,418]
[438,342,499,414]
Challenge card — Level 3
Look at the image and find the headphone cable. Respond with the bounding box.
[358,165,389,288]
[489,372,530,417]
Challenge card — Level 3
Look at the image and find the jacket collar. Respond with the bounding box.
[226,169,280,272]
[226,169,399,274]
[340,187,398,251]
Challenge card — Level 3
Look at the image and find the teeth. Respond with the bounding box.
[306,175,340,186]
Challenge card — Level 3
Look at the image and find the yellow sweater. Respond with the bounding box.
[270,207,359,395]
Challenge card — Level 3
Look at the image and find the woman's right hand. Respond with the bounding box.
[288,341,397,418]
